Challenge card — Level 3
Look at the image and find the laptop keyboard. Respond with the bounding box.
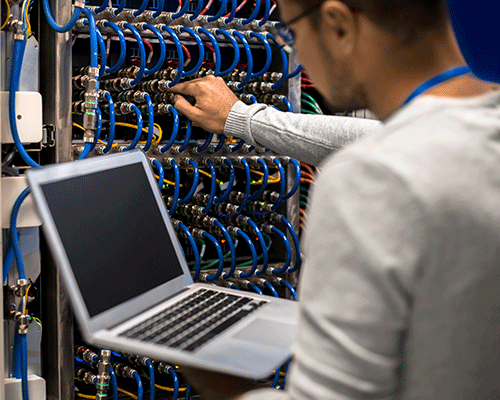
[121,289,267,352]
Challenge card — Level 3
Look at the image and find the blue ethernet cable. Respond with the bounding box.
[112,0,126,16]
[283,158,301,200]
[257,0,271,26]
[196,132,213,153]
[280,215,301,272]
[103,91,115,153]
[264,33,289,90]
[214,134,226,152]
[20,332,28,400]
[2,233,18,284]
[278,279,297,301]
[152,0,164,18]
[168,159,180,216]
[145,359,155,400]
[166,366,179,400]
[247,32,272,79]
[189,0,204,21]
[142,93,155,152]
[246,282,263,295]
[99,21,126,74]
[248,157,268,202]
[263,280,279,297]
[132,370,144,400]
[152,159,164,191]
[119,22,146,86]
[10,188,30,280]
[42,0,82,32]
[213,220,236,279]
[94,0,109,16]
[195,27,221,76]
[172,0,190,19]
[177,27,205,77]
[159,26,184,87]
[185,383,192,400]
[235,229,258,278]
[215,29,240,76]
[268,226,291,275]
[214,158,235,203]
[281,359,291,389]
[159,105,179,152]
[246,218,268,274]
[271,367,280,388]
[270,157,286,211]
[10,38,41,167]
[87,106,102,152]
[178,222,201,280]
[109,366,119,400]
[286,64,303,80]
[95,28,107,79]
[230,139,245,153]
[202,231,224,281]
[236,158,251,213]
[178,159,199,205]
[122,104,143,151]
[201,159,217,214]
[178,118,192,153]
[242,0,261,25]
[207,0,227,22]
[281,96,293,112]
[224,0,237,23]
[141,24,166,76]
[133,0,149,17]
[81,8,99,69]
[231,31,253,89]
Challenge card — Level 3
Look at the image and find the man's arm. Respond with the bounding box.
[170,76,380,166]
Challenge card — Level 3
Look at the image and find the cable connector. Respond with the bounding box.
[18,314,29,335]
[14,279,29,297]
[114,363,137,379]
[7,20,24,40]
[157,362,173,374]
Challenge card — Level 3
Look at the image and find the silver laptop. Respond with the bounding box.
[27,150,297,379]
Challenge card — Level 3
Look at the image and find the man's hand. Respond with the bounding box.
[180,365,260,400]
[169,75,239,135]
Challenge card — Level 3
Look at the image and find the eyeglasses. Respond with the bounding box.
[268,2,323,52]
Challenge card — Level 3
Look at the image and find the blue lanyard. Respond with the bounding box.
[402,65,471,106]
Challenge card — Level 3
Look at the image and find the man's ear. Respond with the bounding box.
[319,1,358,53]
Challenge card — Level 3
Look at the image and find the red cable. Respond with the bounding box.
[199,0,214,16]
[224,0,248,17]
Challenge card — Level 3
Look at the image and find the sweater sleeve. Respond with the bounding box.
[223,101,381,166]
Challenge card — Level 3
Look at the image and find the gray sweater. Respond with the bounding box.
[227,91,500,399]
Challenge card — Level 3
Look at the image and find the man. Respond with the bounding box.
[169,0,500,399]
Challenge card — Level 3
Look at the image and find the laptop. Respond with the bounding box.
[27,150,297,379]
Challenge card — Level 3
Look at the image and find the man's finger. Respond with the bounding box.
[173,95,203,121]
[168,80,200,96]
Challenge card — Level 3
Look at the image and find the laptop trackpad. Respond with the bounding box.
[233,318,294,348]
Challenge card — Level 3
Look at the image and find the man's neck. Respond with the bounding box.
[365,28,497,120]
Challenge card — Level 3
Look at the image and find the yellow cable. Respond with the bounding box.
[23,284,32,314]
[25,0,32,38]
[1,0,10,30]
[76,394,96,399]
[154,174,180,187]
[117,387,138,399]
[154,383,187,393]
[187,167,222,184]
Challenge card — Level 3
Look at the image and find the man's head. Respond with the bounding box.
[277,0,455,117]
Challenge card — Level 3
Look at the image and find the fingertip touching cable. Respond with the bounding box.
[122,104,143,151]
[214,158,234,203]
[176,27,204,77]
[178,159,199,205]
[201,231,224,281]
[283,157,300,200]
[159,105,179,152]
[152,159,164,191]
[215,29,240,76]
[201,159,217,214]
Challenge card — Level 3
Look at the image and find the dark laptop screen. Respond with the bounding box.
[40,162,184,318]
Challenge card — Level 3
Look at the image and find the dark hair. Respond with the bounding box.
[292,0,447,45]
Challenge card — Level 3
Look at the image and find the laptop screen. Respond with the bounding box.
[40,161,184,318]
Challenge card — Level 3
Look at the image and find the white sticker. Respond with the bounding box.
[220,181,229,191]
[194,182,204,195]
